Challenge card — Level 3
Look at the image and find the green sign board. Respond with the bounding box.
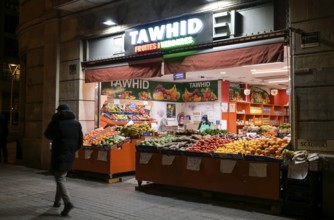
[101,79,218,102]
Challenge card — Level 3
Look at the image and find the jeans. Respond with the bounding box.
[54,171,72,205]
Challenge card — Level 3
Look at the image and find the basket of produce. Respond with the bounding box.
[200,128,228,136]
[186,137,233,158]
[120,122,155,138]
[136,135,177,153]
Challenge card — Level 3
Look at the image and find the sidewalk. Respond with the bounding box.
[0,164,293,220]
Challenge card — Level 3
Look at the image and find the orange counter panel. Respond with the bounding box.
[136,153,280,200]
[73,139,139,176]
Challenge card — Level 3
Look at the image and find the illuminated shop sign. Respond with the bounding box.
[124,12,213,55]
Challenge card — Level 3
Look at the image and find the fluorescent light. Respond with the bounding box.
[103,19,116,26]
[242,62,283,67]
[251,69,288,74]
[220,71,226,74]
[267,79,289,83]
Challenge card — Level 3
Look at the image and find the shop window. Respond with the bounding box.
[5,0,19,11]
[4,38,19,58]
[4,14,19,34]
[87,34,124,61]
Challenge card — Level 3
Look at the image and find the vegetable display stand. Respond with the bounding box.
[135,151,281,201]
[73,138,141,179]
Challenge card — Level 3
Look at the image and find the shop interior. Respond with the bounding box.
[97,45,290,135]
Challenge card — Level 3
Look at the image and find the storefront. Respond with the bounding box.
[17,0,334,218]
[81,5,289,133]
[74,1,296,205]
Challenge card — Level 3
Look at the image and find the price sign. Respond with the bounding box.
[84,149,93,159]
[161,155,175,166]
[186,157,201,171]
[249,163,267,178]
[139,152,153,164]
[220,159,236,173]
[97,151,108,161]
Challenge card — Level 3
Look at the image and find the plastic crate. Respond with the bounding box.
[284,184,320,203]
[283,199,321,218]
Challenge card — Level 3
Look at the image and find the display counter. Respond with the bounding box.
[73,138,141,178]
[135,151,281,201]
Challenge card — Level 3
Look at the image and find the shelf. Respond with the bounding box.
[226,101,290,134]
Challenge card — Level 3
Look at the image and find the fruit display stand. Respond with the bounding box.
[73,126,143,181]
[73,138,141,182]
[135,150,281,201]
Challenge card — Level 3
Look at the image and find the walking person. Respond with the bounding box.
[0,112,9,163]
[44,104,83,217]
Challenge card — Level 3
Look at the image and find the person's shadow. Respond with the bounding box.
[0,206,62,219]
[30,207,61,219]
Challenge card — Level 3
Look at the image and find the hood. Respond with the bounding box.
[52,110,76,121]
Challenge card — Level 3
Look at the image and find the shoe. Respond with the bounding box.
[60,203,74,216]
[53,201,61,208]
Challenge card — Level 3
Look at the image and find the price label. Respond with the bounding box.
[97,151,108,161]
[186,157,201,171]
[84,149,93,159]
[139,152,153,164]
[220,159,236,173]
[161,155,175,166]
[249,163,267,178]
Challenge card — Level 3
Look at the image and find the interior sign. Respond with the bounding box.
[125,12,213,55]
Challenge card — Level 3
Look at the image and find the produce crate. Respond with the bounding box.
[183,151,212,158]
[284,184,320,203]
[213,153,243,160]
[135,145,160,153]
[244,154,282,162]
[160,148,184,156]
[283,199,321,218]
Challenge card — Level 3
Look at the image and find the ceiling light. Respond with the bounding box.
[242,62,283,67]
[270,89,278,96]
[103,19,117,26]
[244,89,250,96]
[251,69,288,74]
[220,71,226,74]
[267,79,289,83]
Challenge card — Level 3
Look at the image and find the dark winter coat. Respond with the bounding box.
[44,110,83,172]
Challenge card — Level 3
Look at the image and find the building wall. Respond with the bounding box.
[18,0,258,168]
[290,0,334,217]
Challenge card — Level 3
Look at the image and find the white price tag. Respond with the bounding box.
[186,157,201,171]
[220,159,236,173]
[97,151,108,161]
[249,163,267,177]
[84,150,93,159]
[161,155,175,166]
[139,152,153,164]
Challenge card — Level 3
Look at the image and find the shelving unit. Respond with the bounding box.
[225,102,289,134]
[99,100,155,127]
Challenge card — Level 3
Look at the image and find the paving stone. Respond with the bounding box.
[0,164,293,220]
